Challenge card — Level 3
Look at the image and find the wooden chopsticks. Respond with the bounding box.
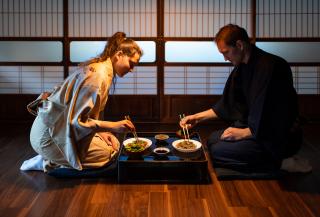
[179,114,190,142]
[125,115,139,142]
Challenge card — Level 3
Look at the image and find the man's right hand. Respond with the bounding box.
[179,114,198,129]
[179,109,217,129]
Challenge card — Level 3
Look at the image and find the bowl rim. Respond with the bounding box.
[153,147,170,155]
[154,134,170,140]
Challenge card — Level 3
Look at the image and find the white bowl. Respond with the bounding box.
[153,147,170,155]
[172,139,202,153]
[123,137,152,152]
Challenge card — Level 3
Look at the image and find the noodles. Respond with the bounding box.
[176,141,196,150]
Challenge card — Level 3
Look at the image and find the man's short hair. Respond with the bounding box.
[215,24,250,46]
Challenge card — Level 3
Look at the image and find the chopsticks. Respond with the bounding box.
[125,115,139,142]
[179,114,190,142]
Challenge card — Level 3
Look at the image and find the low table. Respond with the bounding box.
[117,132,209,183]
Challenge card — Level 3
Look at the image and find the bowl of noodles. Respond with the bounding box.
[172,139,202,153]
[123,137,152,154]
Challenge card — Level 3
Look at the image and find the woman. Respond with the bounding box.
[28,32,142,172]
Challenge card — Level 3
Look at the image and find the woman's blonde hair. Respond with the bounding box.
[80,32,142,66]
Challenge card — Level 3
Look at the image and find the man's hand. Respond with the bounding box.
[220,127,252,141]
[179,109,217,130]
[179,114,198,130]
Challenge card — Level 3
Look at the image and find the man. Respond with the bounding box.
[180,24,311,173]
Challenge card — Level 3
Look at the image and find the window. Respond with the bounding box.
[0,41,62,62]
[70,41,156,63]
[256,42,320,63]
[165,41,223,63]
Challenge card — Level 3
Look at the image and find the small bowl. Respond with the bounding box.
[154,134,169,141]
[153,147,170,156]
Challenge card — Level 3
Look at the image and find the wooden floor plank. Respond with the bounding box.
[254,180,317,217]
[148,192,170,217]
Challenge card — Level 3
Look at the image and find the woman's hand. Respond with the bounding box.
[97,119,136,133]
[220,127,252,141]
[109,120,136,133]
[98,132,120,151]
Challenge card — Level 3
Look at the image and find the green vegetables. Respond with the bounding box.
[125,140,147,152]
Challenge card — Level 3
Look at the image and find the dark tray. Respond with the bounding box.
[117,132,209,183]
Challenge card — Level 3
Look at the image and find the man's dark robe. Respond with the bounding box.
[209,45,300,171]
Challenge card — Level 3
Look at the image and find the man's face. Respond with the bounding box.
[113,52,140,77]
[217,40,244,66]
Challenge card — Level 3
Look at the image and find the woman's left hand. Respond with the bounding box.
[220,127,252,141]
[99,132,119,151]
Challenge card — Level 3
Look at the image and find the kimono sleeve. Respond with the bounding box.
[246,62,273,138]
[247,56,296,145]
[255,59,297,135]
[68,84,102,142]
[212,67,247,122]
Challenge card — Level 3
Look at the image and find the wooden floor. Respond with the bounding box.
[0,122,320,217]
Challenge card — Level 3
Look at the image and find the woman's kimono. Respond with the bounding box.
[30,59,118,171]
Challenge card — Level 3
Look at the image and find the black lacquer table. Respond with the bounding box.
[118,132,209,183]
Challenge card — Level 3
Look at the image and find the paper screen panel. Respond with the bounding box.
[256,0,320,38]
[164,0,252,37]
[0,0,63,37]
[68,0,157,37]
[69,66,157,95]
[164,66,231,95]
[0,66,64,94]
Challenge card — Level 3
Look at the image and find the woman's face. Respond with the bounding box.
[112,52,140,77]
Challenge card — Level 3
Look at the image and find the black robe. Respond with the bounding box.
[212,45,299,162]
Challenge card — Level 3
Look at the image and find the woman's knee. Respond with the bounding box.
[30,117,53,153]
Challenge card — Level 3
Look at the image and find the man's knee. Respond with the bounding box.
[207,129,224,147]
[208,140,230,165]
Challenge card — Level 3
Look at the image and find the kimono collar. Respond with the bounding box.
[246,44,262,66]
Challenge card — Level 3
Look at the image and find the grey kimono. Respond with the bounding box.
[30,59,118,171]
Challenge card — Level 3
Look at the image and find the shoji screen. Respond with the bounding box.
[69,66,157,95]
[68,0,157,95]
[292,67,320,95]
[0,0,64,94]
[164,66,231,95]
[164,0,252,95]
[68,0,157,37]
[256,0,320,95]
[256,0,319,38]
[0,66,63,94]
[164,0,252,37]
[164,0,320,95]
[0,0,63,37]
[0,0,157,95]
